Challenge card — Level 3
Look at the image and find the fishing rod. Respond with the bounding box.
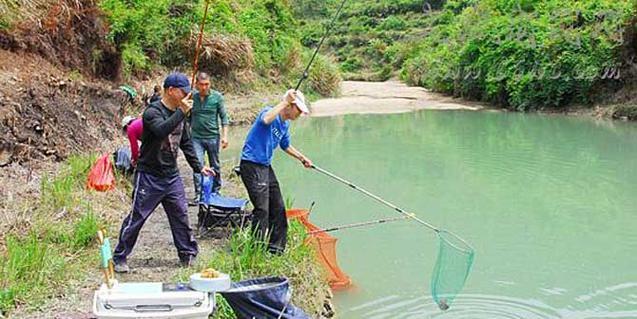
[294,0,348,91]
[310,164,475,252]
[308,215,408,235]
[191,0,211,88]
[311,164,441,233]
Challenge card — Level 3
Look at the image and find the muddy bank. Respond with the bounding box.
[0,50,131,167]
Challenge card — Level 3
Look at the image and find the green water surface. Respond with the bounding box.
[226,110,637,318]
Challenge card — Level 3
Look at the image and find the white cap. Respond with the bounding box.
[284,89,309,114]
[121,115,136,128]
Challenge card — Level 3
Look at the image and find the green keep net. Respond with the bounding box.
[430,230,475,310]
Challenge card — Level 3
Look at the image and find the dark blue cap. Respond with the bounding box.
[163,73,191,94]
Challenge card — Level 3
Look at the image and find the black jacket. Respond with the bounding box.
[137,101,202,177]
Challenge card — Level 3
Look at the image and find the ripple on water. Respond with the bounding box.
[347,288,637,319]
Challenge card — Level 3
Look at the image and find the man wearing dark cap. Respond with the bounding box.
[113,73,215,272]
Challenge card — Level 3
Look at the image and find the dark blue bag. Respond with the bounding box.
[112,146,133,174]
[220,277,310,319]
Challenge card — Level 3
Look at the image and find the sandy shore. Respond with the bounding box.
[310,80,483,117]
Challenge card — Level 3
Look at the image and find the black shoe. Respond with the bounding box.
[188,199,199,207]
[180,256,197,268]
[268,246,285,256]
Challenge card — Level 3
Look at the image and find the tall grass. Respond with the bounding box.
[0,154,103,316]
[41,153,96,211]
[175,220,329,318]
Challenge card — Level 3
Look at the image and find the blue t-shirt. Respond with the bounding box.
[241,107,291,165]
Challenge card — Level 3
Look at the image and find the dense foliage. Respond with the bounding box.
[295,0,635,110]
[294,0,439,81]
[100,0,295,74]
[401,0,635,110]
[99,0,341,94]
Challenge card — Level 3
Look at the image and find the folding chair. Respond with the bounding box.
[197,176,250,237]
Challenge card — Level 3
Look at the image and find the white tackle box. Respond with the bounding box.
[92,282,214,319]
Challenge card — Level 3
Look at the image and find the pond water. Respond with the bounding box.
[225,110,637,318]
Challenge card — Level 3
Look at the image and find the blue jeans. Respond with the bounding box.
[192,137,221,198]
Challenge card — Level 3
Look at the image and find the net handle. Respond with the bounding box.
[311,165,440,232]
[308,215,408,234]
[310,165,475,252]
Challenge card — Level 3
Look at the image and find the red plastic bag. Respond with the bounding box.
[87,153,115,191]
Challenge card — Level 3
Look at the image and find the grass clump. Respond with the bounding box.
[610,104,637,120]
[0,154,109,316]
[175,220,329,319]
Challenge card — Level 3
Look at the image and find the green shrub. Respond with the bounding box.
[341,57,363,72]
[401,0,634,110]
[293,0,445,80]
[378,15,407,31]
[99,0,307,82]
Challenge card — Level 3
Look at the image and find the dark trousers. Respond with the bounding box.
[113,171,198,263]
[240,160,287,254]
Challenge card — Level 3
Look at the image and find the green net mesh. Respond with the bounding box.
[430,230,475,310]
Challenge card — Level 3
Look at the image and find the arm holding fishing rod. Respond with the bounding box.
[262,90,301,124]
[260,90,313,168]
[284,146,312,168]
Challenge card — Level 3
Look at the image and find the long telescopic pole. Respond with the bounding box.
[311,165,440,232]
[308,216,408,235]
[191,0,211,88]
[310,164,476,252]
[294,0,348,91]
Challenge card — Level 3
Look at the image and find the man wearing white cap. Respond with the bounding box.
[239,89,312,254]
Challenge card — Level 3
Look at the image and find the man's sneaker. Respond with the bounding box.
[188,198,199,207]
[114,262,130,273]
[180,256,197,268]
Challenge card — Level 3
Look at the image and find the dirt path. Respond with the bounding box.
[310,80,482,117]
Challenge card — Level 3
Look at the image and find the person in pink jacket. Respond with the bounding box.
[122,116,143,167]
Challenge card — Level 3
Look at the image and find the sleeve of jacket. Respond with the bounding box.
[218,93,230,126]
[180,121,203,173]
[127,129,140,164]
[143,106,185,139]
[279,127,291,150]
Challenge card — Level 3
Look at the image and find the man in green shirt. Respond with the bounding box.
[190,72,229,205]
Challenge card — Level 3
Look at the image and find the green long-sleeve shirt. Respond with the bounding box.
[191,90,229,139]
